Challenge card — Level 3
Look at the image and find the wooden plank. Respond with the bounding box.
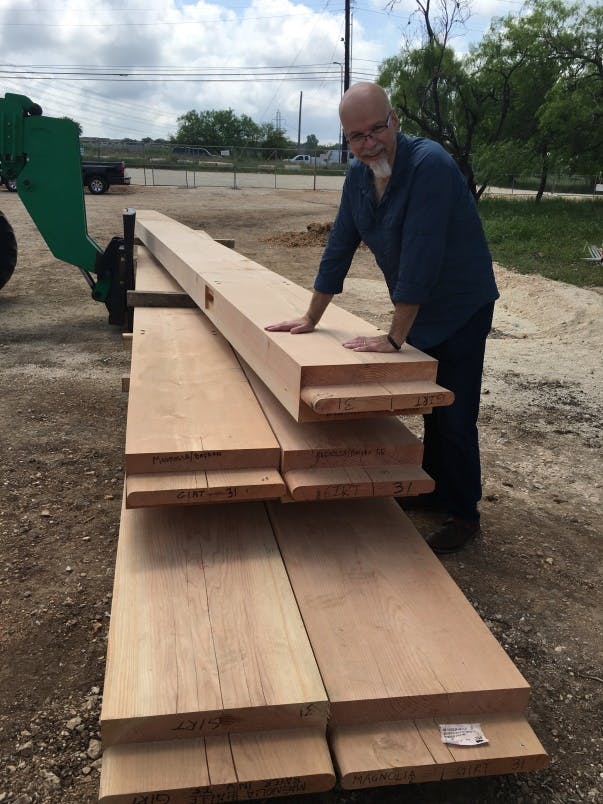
[99,728,335,803]
[331,713,548,789]
[135,211,442,421]
[101,496,328,746]
[285,465,434,502]
[298,401,433,422]
[241,360,424,472]
[301,380,454,414]
[127,289,196,308]
[125,306,280,474]
[125,467,286,508]
[268,498,531,725]
[135,244,185,293]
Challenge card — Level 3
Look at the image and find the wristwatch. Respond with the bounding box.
[387,334,402,351]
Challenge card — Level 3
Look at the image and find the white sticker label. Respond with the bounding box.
[439,723,489,746]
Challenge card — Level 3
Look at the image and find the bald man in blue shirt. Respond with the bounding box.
[267,82,499,554]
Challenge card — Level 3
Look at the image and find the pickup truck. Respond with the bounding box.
[81,160,131,194]
[1,159,131,194]
[285,154,325,166]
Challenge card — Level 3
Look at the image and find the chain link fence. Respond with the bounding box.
[80,140,352,191]
[80,138,602,196]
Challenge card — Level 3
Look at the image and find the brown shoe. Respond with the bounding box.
[425,517,480,554]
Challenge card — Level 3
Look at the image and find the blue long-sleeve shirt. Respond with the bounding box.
[314,133,499,350]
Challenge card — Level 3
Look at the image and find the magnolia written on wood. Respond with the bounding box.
[135,211,453,422]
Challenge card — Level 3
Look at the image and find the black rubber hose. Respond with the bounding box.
[0,211,18,291]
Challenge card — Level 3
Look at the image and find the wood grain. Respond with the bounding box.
[99,728,335,803]
[101,496,328,746]
[331,713,548,789]
[269,498,531,725]
[242,360,424,472]
[125,306,280,474]
[126,468,286,508]
[135,211,443,421]
[284,464,434,502]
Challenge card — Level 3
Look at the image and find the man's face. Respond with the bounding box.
[341,100,399,169]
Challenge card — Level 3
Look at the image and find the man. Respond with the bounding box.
[266,82,499,554]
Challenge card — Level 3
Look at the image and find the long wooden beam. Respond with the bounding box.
[100,728,335,803]
[269,499,531,725]
[135,211,450,422]
[125,468,286,508]
[101,497,328,746]
[125,307,281,474]
[331,713,548,788]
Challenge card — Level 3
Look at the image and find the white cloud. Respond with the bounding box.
[0,0,511,141]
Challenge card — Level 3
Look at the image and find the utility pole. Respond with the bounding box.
[297,91,303,149]
[341,0,351,163]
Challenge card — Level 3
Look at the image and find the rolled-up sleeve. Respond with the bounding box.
[392,150,454,304]
[314,181,362,295]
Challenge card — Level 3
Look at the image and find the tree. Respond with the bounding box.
[530,0,603,176]
[304,134,320,152]
[471,1,602,199]
[257,123,290,156]
[172,109,261,147]
[379,0,492,196]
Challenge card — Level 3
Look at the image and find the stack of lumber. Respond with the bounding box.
[123,243,438,507]
[99,498,547,802]
[99,219,547,802]
[134,210,454,423]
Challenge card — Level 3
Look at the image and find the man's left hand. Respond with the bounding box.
[342,335,400,352]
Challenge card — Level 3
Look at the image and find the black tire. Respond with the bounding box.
[0,212,17,290]
[88,175,109,194]
[5,178,17,192]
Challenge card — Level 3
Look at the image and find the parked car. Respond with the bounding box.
[1,160,130,195]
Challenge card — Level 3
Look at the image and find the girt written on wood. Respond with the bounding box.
[135,211,451,422]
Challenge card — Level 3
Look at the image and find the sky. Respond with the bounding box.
[0,0,529,144]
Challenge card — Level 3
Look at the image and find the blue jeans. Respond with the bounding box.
[410,302,495,522]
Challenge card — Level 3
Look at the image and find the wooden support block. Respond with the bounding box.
[101,497,328,746]
[127,289,196,308]
[331,713,548,789]
[268,498,531,725]
[121,332,132,350]
[125,307,280,474]
[135,211,446,422]
[99,728,335,803]
[284,464,434,502]
[126,467,286,508]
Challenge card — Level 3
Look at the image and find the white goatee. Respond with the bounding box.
[369,157,392,180]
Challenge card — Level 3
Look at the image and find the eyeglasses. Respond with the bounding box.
[347,111,393,145]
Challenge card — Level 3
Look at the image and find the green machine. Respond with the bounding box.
[0,92,134,326]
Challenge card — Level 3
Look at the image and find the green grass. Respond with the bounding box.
[478,197,602,287]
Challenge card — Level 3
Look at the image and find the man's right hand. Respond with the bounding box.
[265,316,316,334]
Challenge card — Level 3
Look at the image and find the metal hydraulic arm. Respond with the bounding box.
[0,92,134,325]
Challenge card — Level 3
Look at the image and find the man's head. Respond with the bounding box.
[339,83,399,178]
